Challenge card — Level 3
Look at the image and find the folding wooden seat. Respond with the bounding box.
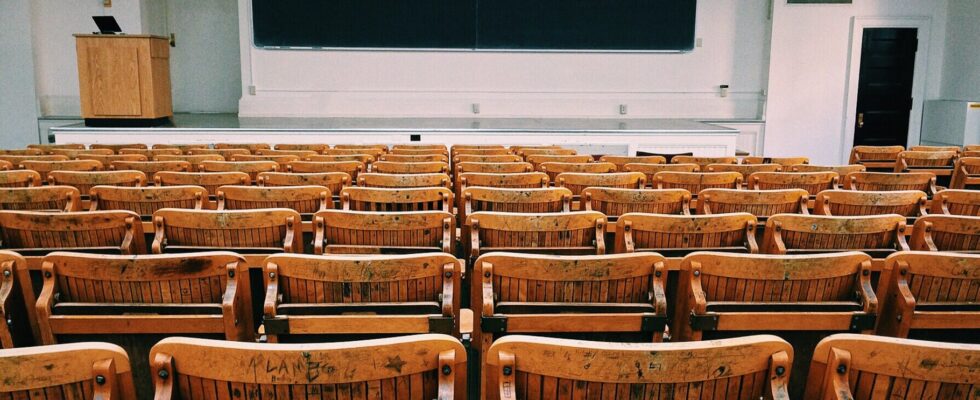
[0,148,42,156]
[539,162,616,183]
[90,185,206,217]
[0,186,81,212]
[379,153,450,163]
[654,171,742,195]
[48,148,113,159]
[707,163,782,180]
[36,251,253,345]
[518,148,578,158]
[22,160,103,184]
[624,162,699,185]
[582,187,691,219]
[671,155,738,169]
[849,145,905,170]
[452,148,512,157]
[321,147,386,160]
[804,334,980,399]
[151,143,209,152]
[48,170,147,196]
[253,149,318,158]
[155,171,249,194]
[262,253,462,341]
[372,161,448,174]
[763,214,909,257]
[698,189,809,219]
[525,154,592,170]
[213,142,271,153]
[0,251,35,348]
[118,147,182,158]
[485,334,792,400]
[389,148,450,157]
[467,211,606,263]
[742,156,810,166]
[0,170,41,187]
[909,214,980,252]
[932,189,980,216]
[950,156,980,189]
[314,210,454,255]
[198,160,278,181]
[876,252,980,338]
[616,213,758,255]
[28,143,86,151]
[216,185,331,215]
[453,154,523,164]
[462,187,571,225]
[342,186,453,212]
[273,143,329,153]
[814,189,927,218]
[674,252,876,342]
[556,171,645,197]
[597,155,666,171]
[90,143,148,153]
[257,172,350,196]
[790,163,866,176]
[894,150,958,178]
[305,153,376,165]
[359,172,451,189]
[844,171,938,195]
[0,154,68,169]
[747,171,838,196]
[0,210,145,255]
[228,154,301,165]
[187,148,250,159]
[110,160,191,181]
[909,145,961,153]
[152,209,302,254]
[153,154,224,171]
[0,342,136,398]
[459,172,548,192]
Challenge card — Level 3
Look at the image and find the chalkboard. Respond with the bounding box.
[252,0,697,51]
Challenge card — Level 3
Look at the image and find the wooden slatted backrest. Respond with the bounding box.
[909,214,980,252]
[90,185,206,216]
[582,188,691,218]
[790,164,866,176]
[28,143,86,151]
[707,163,782,180]
[814,190,927,217]
[48,170,147,196]
[0,154,69,169]
[381,154,450,163]
[698,189,809,217]
[539,162,616,184]
[22,160,103,183]
[509,145,563,153]
[876,251,980,337]
[254,149,319,158]
[118,148,182,158]
[965,144,980,152]
[485,335,792,400]
[463,187,571,225]
[895,150,958,172]
[217,185,331,214]
[671,156,738,169]
[456,162,532,175]
[90,143,148,153]
[763,214,908,255]
[909,145,961,153]
[844,172,938,195]
[358,172,451,189]
[151,143,209,152]
[0,148,43,156]
[185,147,246,157]
[229,154,301,166]
[36,251,253,343]
[149,334,466,400]
[458,173,548,191]
[597,155,666,171]
[342,187,453,212]
[525,154,592,170]
[0,160,10,171]
[151,209,302,254]
[273,143,329,152]
[322,148,386,160]
[155,171,250,194]
[453,154,520,164]
[0,251,34,348]
[285,161,363,179]
[77,154,148,165]
[111,161,191,181]
[199,161,278,180]
[467,211,606,258]
[654,171,742,194]
[951,156,980,189]
[48,148,114,159]
[0,210,144,255]
[0,170,41,188]
[314,210,455,255]
[452,145,507,153]
[673,252,873,341]
[333,144,389,151]
[804,334,980,400]
[747,171,839,196]
[742,156,810,166]
[557,172,645,196]
[518,148,578,158]
[849,145,905,166]
[392,144,446,151]
[153,154,224,171]
[0,186,81,212]
[372,161,449,175]
[0,342,135,398]
[256,172,350,195]
[932,189,980,216]
[213,143,271,153]
[616,213,758,255]
[305,154,376,165]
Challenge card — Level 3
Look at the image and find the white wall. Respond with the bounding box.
[238,0,773,119]
[166,0,241,113]
[941,0,980,101]
[765,0,948,164]
[0,0,40,147]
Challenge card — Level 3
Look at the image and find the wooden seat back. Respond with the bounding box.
[228,154,301,165]
[932,189,980,216]
[791,163,866,176]
[0,210,144,255]
[556,171,645,196]
[0,148,43,156]
[909,214,980,252]
[150,143,209,152]
[895,150,958,173]
[653,171,742,194]
[673,252,875,341]
[525,154,592,170]
[36,251,253,343]
[485,334,791,400]
[0,160,11,171]
[321,148,386,160]
[305,153,376,165]
[48,170,147,196]
[285,160,363,179]
[0,251,35,348]
[763,214,909,256]
[342,187,453,212]
[22,160,103,183]
[616,213,759,255]
[814,189,927,217]
[0,155,68,169]
[671,155,738,169]
[390,147,449,156]
[188,148,254,159]
[950,156,980,189]
[28,143,86,151]
[273,143,329,153]
[539,162,616,184]
[110,161,191,181]
[152,208,302,254]
[452,145,508,154]
[458,172,548,191]
[467,211,606,261]
[77,154,148,165]
[314,210,454,255]
[509,145,562,153]
[742,156,809,166]
[582,187,691,218]
[217,185,331,214]
[698,189,809,218]
[844,171,938,195]
[333,144,389,152]
[849,145,905,169]
[455,162,532,175]
[257,172,350,195]
[48,148,114,159]
[380,154,450,163]
[391,144,446,151]
[213,143,271,153]
[153,154,224,171]
[198,161,278,180]
[804,334,980,399]
[0,186,81,212]
[453,154,522,164]
[90,143,148,153]
[910,145,961,153]
[358,172,451,188]
[747,171,839,196]
[155,171,250,194]
[372,161,449,174]
[118,148,182,158]
[598,155,666,171]
[706,163,782,181]
[90,185,206,216]
[0,342,135,398]
[462,187,571,225]
[254,149,319,158]
[518,148,577,158]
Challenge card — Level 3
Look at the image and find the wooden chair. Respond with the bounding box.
[153,154,224,171]
[150,334,466,399]
[518,148,577,158]
[305,153,376,165]
[28,143,86,151]
[615,213,759,256]
[151,143,209,152]
[111,161,191,181]
[964,150,980,157]
[321,148,386,161]
[342,187,453,212]
[909,145,961,153]
[509,145,563,153]
[358,172,451,189]
[152,209,302,254]
[932,189,980,216]
[742,156,809,166]
[198,161,278,180]
[155,171,249,194]
[876,251,980,338]
[78,154,148,165]
[814,190,927,218]
[90,185,206,217]
[453,147,510,156]
[0,210,145,255]
[484,334,792,400]
[229,154,301,165]
[21,160,103,184]
[791,163,866,176]
[747,171,839,196]
[0,148,43,156]
[213,143,271,153]
[965,144,980,152]
[187,148,251,159]
[654,171,742,195]
[453,144,507,152]
[849,145,905,170]
[894,150,958,177]
[598,155,666,171]
[314,210,454,255]
[467,211,606,264]
[525,154,592,170]
[391,144,446,151]
[253,149,318,158]
[0,154,69,169]
[455,162,532,175]
[582,188,691,219]
[458,173,548,192]
[624,162,700,185]
[0,160,11,171]
[36,251,253,344]
[372,161,448,174]
[118,148,182,158]
[673,252,876,342]
[257,172,350,195]
[909,214,980,252]
[453,154,520,164]
[262,253,462,341]
[0,186,81,212]
[556,172,646,198]
[286,160,363,179]
[707,163,782,181]
[90,143,147,153]
[48,148,113,159]
[698,189,809,219]
[273,143,329,153]
[0,342,136,398]
[0,170,41,187]
[671,155,738,169]
[803,334,980,399]
[763,214,909,257]
[48,170,147,196]
[950,156,980,189]
[539,162,616,184]
[333,144,389,151]
[216,185,331,215]
[381,154,450,163]
[844,171,938,195]
[462,187,571,226]
[0,251,35,348]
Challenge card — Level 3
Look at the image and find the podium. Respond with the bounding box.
[74,34,172,126]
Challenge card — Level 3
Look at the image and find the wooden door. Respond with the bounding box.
[853,28,918,147]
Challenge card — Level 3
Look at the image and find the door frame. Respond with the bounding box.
[840,17,932,163]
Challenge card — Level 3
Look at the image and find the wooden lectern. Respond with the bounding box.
[74,34,172,126]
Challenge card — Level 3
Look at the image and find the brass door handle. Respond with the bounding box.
[857,113,865,128]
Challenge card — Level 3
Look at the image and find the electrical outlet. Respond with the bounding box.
[619,104,628,115]
[472,103,480,114]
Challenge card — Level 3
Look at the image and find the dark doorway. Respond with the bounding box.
[853,28,918,147]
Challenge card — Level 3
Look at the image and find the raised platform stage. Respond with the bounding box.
[51,113,741,156]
